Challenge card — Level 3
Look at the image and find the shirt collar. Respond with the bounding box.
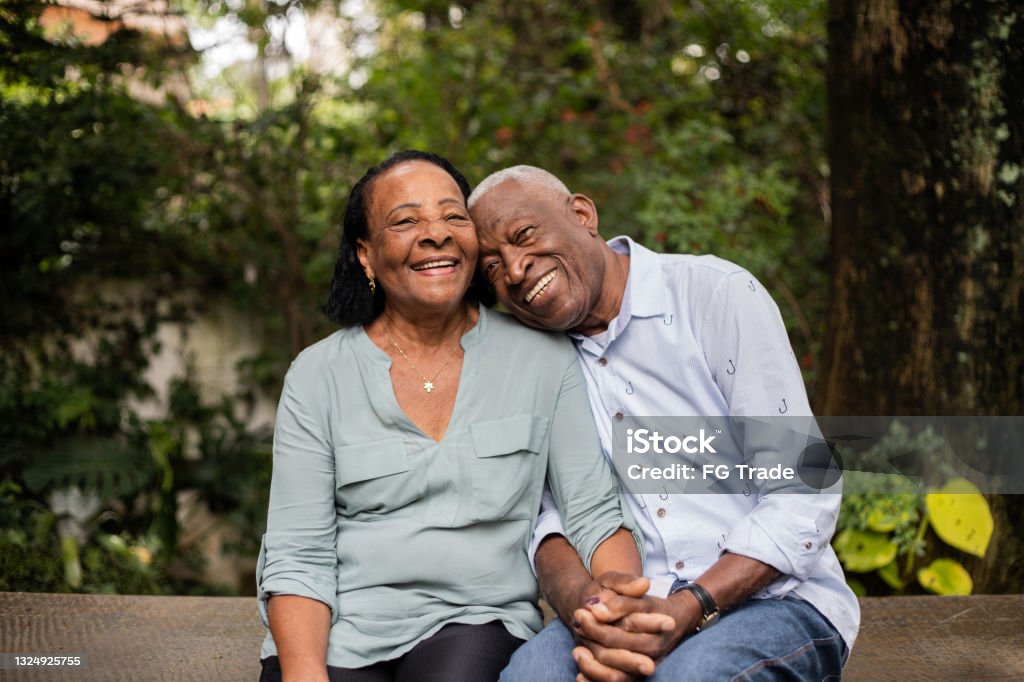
[608,236,668,319]
[357,302,487,366]
[569,235,667,347]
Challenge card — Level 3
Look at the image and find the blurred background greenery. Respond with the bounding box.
[1,1,1021,598]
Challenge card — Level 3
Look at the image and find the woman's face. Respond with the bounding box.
[356,160,479,318]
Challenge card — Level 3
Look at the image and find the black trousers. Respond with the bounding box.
[259,621,524,682]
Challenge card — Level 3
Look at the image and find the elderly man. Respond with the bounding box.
[468,166,859,682]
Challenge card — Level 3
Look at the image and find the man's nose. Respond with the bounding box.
[505,251,529,286]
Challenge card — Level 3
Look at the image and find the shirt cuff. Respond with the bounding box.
[752,574,804,600]
[721,509,828,582]
[527,508,568,576]
[256,535,338,626]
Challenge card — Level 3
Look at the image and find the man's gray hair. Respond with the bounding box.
[467,165,571,209]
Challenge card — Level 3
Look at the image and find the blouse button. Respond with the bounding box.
[657,508,667,518]
[804,541,813,550]
[675,560,685,570]
[614,412,624,421]
[597,358,608,367]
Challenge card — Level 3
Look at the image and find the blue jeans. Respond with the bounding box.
[500,595,847,681]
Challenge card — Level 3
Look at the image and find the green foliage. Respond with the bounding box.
[0,482,65,592]
[3,0,834,594]
[1,2,271,594]
[926,479,994,559]
[379,0,826,372]
[22,437,154,499]
[917,558,973,596]
[834,527,899,572]
[632,122,799,277]
[0,481,167,594]
[834,427,994,595]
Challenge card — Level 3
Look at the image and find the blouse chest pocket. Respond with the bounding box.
[469,414,549,522]
[334,438,422,519]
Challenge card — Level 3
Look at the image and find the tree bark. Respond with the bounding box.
[823,1,1024,592]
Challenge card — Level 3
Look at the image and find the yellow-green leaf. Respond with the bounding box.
[925,478,993,558]
[834,528,898,572]
[917,558,972,595]
[867,508,898,532]
[60,534,82,589]
[878,559,906,590]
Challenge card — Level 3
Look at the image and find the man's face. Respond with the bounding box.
[472,179,603,332]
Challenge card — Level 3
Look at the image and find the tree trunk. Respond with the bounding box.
[823,1,1024,592]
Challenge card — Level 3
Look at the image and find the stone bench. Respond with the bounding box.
[1,592,1022,679]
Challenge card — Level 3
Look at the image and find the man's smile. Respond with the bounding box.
[525,269,557,304]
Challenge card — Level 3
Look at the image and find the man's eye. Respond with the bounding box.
[515,226,535,242]
[484,261,500,275]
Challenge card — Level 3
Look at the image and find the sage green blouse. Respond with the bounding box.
[256,305,638,668]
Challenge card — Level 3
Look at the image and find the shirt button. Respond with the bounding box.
[657,508,666,518]
[614,412,624,421]
[675,560,685,570]
[597,358,608,367]
[804,541,813,550]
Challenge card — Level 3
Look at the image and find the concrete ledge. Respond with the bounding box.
[844,594,1023,680]
[0,593,263,680]
[1,592,1022,680]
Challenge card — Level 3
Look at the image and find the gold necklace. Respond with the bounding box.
[382,317,466,393]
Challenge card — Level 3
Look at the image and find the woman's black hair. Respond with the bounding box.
[324,150,495,326]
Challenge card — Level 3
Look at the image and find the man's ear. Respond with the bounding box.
[570,194,599,236]
[356,238,373,280]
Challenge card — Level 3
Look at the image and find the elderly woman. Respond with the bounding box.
[256,150,641,682]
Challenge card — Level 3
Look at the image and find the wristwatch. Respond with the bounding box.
[677,582,720,631]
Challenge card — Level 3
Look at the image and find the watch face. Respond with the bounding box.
[695,610,719,632]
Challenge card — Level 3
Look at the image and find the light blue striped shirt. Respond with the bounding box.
[529,236,859,650]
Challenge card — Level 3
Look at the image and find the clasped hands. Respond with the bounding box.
[568,572,702,682]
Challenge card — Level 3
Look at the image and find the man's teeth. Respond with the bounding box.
[526,271,556,303]
[412,260,456,271]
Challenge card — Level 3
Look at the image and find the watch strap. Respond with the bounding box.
[678,582,720,631]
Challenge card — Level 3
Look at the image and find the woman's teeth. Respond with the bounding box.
[412,260,456,271]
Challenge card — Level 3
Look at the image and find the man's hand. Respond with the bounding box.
[572,644,654,682]
[569,572,703,681]
[567,572,661,681]
[572,553,783,681]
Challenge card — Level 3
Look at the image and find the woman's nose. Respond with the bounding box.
[419,218,453,246]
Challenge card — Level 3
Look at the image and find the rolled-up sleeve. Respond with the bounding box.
[703,271,841,581]
[257,365,339,626]
[526,487,565,573]
[544,351,644,572]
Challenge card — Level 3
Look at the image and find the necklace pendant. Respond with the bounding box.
[423,381,435,393]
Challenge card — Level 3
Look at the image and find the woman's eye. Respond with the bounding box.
[446,213,469,221]
[395,217,415,225]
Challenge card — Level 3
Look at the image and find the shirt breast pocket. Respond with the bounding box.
[469,414,549,522]
[334,438,421,519]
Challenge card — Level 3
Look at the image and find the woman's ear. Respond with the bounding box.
[570,193,599,236]
[356,238,373,280]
